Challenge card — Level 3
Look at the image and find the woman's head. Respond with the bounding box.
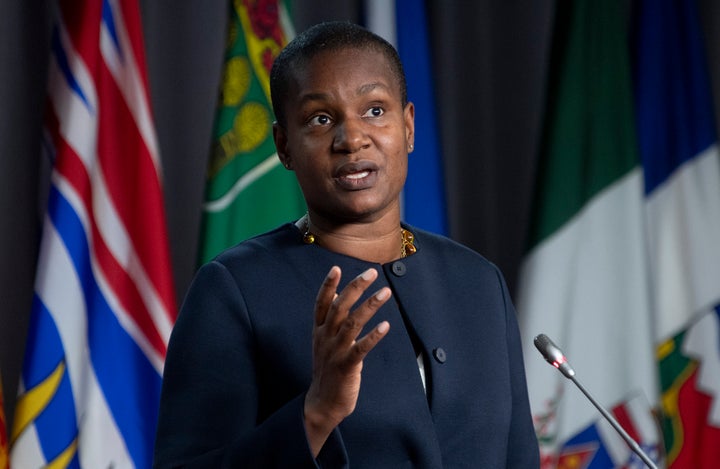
[270,22,415,225]
[270,21,407,128]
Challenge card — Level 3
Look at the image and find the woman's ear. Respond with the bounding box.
[273,122,292,170]
[404,102,415,153]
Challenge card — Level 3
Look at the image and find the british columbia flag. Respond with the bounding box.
[10,0,176,467]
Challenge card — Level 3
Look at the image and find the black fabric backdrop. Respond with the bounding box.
[1,0,718,430]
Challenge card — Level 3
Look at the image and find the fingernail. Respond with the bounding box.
[360,268,375,281]
[375,288,390,300]
[377,321,390,334]
[328,266,339,279]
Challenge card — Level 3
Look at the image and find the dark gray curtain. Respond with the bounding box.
[1,0,718,432]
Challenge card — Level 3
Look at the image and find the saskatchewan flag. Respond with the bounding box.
[519,0,720,467]
[516,0,658,464]
[199,0,305,264]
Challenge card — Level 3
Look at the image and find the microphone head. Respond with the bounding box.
[533,333,552,355]
[534,333,575,378]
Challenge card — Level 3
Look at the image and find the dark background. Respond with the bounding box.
[1,0,719,430]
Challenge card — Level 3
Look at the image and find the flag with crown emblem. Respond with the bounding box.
[10,0,177,466]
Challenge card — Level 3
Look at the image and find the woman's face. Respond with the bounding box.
[274,47,414,224]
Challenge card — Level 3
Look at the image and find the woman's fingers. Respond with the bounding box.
[313,267,392,364]
[350,318,391,362]
[337,287,392,349]
[314,266,341,326]
[324,268,379,330]
[306,269,393,436]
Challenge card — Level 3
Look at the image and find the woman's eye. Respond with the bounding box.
[364,107,384,118]
[309,114,331,126]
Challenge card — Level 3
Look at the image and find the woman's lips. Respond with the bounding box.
[334,161,379,190]
[344,170,370,180]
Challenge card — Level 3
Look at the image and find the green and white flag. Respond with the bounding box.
[516,0,658,463]
[199,0,305,264]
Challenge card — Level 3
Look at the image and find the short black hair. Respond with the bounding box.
[270,21,407,127]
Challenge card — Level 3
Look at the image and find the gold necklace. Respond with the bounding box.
[301,217,417,258]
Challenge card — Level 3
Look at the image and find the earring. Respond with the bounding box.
[409,144,414,151]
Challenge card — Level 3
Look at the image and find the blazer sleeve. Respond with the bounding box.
[498,269,541,468]
[152,260,348,468]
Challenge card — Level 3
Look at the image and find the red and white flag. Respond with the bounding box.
[11,0,176,467]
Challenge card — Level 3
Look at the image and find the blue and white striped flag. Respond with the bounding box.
[10,0,177,467]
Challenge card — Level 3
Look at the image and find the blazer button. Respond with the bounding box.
[433,347,447,364]
[391,261,407,277]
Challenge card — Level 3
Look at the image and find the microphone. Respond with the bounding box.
[533,334,658,469]
[534,333,575,379]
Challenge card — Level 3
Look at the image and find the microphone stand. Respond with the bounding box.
[568,374,658,469]
[534,334,658,469]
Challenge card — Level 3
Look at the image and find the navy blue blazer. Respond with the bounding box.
[154,224,540,468]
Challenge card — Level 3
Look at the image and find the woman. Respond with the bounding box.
[154,21,539,468]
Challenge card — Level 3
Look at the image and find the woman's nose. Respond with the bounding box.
[332,117,370,153]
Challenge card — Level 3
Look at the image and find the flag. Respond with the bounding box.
[556,394,660,469]
[0,374,7,469]
[10,0,177,467]
[657,309,720,468]
[632,0,720,466]
[364,0,447,234]
[198,0,305,264]
[394,0,447,235]
[516,0,658,465]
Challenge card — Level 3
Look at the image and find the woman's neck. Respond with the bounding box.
[296,212,409,264]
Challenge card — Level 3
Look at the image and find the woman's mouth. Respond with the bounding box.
[344,170,371,180]
[334,163,378,190]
